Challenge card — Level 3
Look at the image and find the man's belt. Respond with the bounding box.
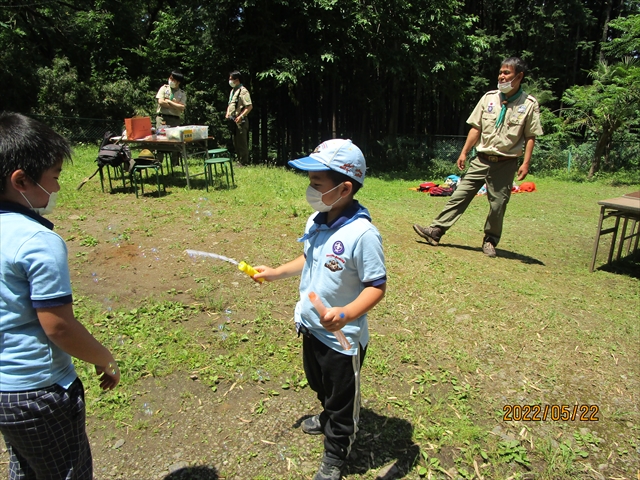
[160,113,179,119]
[477,152,516,163]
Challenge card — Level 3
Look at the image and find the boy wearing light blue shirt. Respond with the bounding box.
[0,112,120,479]
[254,139,387,480]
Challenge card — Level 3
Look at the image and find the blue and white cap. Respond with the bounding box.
[288,139,366,184]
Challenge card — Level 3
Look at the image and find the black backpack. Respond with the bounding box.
[76,132,134,190]
[96,132,133,172]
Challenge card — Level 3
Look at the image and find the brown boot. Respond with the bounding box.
[413,225,443,246]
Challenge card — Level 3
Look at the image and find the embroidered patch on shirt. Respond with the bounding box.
[324,259,344,272]
[333,241,345,255]
[324,253,345,272]
[517,105,526,113]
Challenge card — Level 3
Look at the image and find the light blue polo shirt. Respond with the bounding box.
[0,202,77,391]
[296,201,386,355]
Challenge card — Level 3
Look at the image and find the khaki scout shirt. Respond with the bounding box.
[226,86,252,118]
[156,85,187,117]
[467,89,543,158]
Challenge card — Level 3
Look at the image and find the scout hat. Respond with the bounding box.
[288,139,366,184]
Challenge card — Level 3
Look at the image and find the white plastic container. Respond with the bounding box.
[164,125,208,142]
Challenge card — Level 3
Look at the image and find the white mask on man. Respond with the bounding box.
[229,80,237,88]
[497,81,514,94]
[169,80,178,89]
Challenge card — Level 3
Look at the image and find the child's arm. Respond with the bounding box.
[37,304,120,390]
[319,283,386,332]
[253,254,305,282]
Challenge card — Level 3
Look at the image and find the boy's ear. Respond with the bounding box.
[9,170,30,192]
[342,181,353,196]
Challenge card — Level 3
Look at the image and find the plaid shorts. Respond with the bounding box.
[0,378,93,480]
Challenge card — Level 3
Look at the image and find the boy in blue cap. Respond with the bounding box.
[254,139,387,480]
[0,112,120,479]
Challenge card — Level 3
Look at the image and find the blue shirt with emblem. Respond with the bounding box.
[296,201,386,355]
[0,202,77,391]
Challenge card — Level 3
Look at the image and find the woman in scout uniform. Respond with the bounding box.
[225,70,253,164]
[155,70,186,130]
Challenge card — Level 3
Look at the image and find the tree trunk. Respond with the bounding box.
[331,76,337,138]
[414,82,421,135]
[599,0,613,62]
[589,128,611,178]
[261,87,268,163]
[573,24,580,87]
[388,74,400,137]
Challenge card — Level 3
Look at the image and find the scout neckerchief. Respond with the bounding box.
[495,87,523,128]
[166,84,175,101]
[228,84,243,105]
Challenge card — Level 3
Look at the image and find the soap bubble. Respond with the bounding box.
[278,446,288,461]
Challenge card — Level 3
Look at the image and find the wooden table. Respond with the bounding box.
[590,192,640,272]
[121,136,210,189]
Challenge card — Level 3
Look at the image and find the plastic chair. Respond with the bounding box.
[208,148,228,157]
[204,148,234,190]
[204,157,234,190]
[131,161,165,198]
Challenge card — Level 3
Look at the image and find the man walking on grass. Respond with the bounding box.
[413,56,543,257]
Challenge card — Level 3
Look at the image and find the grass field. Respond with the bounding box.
[22,144,639,479]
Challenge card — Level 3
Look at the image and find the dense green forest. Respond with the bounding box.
[1,0,639,173]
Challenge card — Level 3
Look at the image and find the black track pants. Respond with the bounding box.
[302,333,366,462]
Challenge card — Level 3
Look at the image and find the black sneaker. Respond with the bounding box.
[413,224,443,246]
[313,456,343,480]
[302,414,323,435]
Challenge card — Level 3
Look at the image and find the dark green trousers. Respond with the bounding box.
[431,156,519,245]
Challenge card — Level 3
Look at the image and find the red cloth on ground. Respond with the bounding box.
[519,182,536,192]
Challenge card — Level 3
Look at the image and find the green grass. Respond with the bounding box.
[60,144,639,479]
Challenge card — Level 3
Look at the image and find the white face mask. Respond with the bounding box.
[305,183,343,212]
[169,80,177,89]
[21,182,58,215]
[229,80,237,88]
[497,81,514,94]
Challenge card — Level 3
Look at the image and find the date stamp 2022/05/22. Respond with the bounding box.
[503,404,599,422]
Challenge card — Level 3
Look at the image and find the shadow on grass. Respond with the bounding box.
[415,241,545,265]
[98,170,235,195]
[349,409,419,478]
[163,465,219,480]
[596,253,640,279]
[295,409,419,479]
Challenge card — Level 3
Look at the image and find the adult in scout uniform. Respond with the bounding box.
[225,71,253,164]
[155,70,186,130]
[413,56,543,257]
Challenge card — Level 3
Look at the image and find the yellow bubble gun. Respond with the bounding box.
[308,292,352,351]
[238,261,264,283]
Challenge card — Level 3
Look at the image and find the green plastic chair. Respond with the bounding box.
[204,148,234,190]
[131,162,165,197]
[204,157,234,190]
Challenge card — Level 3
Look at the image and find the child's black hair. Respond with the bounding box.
[327,170,362,195]
[0,112,72,194]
